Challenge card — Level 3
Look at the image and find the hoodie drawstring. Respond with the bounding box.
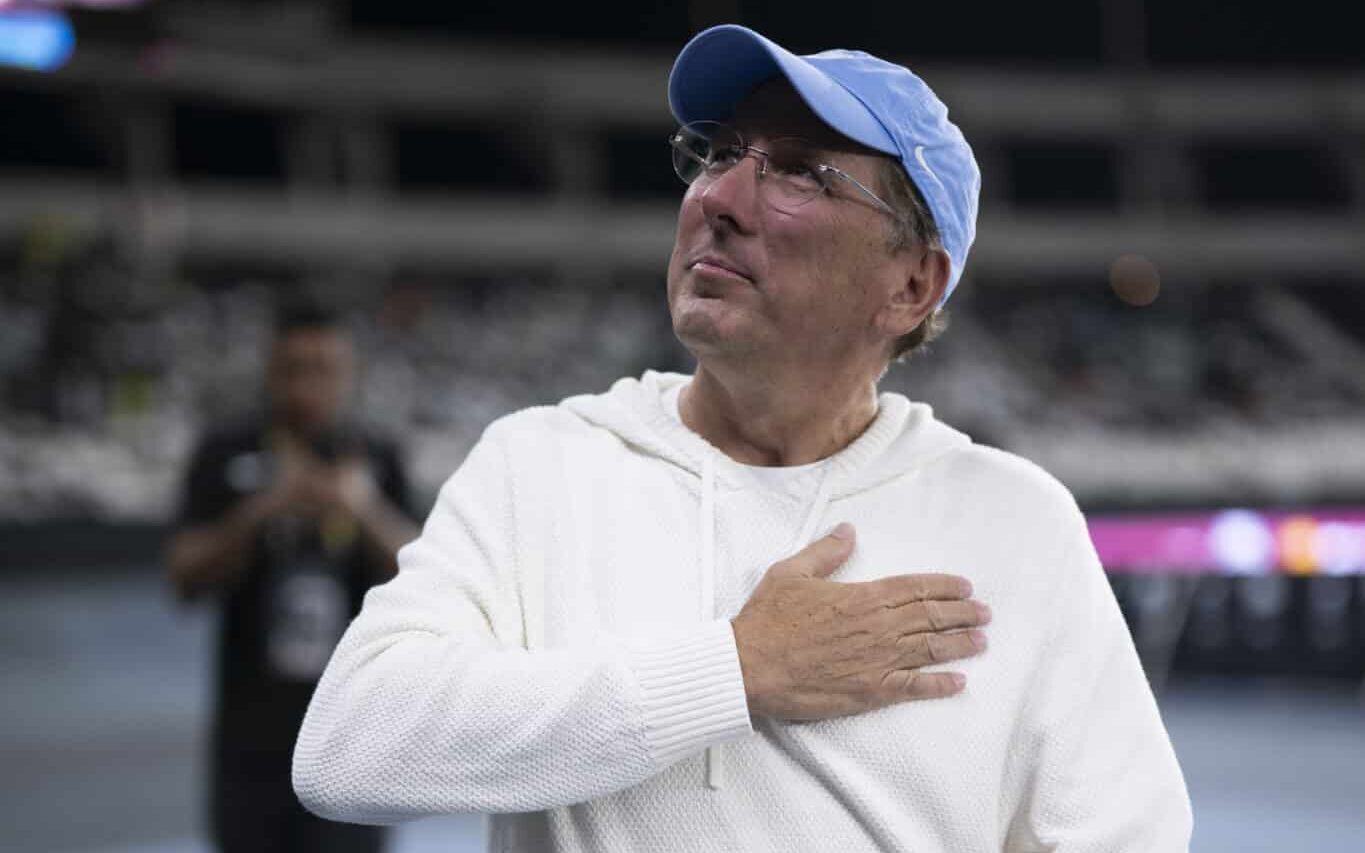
[699,453,717,628]
[700,453,725,789]
[700,454,837,791]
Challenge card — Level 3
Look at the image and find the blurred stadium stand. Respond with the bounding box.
[2,2,1364,852]
[3,3,1364,520]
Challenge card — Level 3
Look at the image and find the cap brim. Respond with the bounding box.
[668,25,897,156]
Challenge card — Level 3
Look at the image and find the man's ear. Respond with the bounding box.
[879,246,950,338]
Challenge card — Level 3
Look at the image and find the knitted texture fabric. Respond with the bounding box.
[294,371,1191,852]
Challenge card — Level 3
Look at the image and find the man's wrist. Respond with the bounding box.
[730,615,768,719]
[624,621,754,768]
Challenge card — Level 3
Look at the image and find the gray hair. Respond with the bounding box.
[877,158,949,362]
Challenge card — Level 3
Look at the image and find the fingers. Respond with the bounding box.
[770,523,856,580]
[880,598,991,636]
[867,573,975,607]
[891,628,987,671]
[879,670,967,703]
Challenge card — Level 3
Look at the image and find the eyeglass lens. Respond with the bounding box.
[671,123,828,209]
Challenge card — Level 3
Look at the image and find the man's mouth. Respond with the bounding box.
[688,254,753,283]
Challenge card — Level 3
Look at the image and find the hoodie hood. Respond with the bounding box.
[562,371,971,497]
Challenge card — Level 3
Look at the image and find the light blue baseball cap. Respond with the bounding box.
[668,24,981,304]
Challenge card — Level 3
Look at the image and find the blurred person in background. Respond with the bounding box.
[293,25,1189,851]
[166,301,418,853]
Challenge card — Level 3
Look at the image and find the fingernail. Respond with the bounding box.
[950,673,966,690]
[970,629,988,650]
[958,578,974,598]
[975,602,992,622]
[830,522,854,540]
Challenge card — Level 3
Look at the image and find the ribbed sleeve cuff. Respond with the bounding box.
[624,620,754,770]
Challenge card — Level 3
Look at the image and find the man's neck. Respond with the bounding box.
[679,362,880,467]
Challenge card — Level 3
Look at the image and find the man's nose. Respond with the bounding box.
[699,153,762,233]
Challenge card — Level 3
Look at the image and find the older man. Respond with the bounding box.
[294,25,1191,852]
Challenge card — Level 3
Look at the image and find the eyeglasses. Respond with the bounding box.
[668,120,896,216]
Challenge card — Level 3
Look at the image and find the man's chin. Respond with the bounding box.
[672,314,757,360]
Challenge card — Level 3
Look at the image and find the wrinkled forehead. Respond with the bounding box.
[732,77,880,156]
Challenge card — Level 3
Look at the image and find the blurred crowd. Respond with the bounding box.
[0,225,683,520]
[4,222,1364,521]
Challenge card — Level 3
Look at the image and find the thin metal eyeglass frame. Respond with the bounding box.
[669,121,897,216]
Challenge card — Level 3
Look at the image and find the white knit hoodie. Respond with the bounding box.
[294,371,1191,852]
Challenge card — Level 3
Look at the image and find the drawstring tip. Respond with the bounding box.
[705,745,725,789]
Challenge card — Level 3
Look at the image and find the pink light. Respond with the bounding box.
[1087,507,1365,576]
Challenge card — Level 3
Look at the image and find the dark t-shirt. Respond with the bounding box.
[177,420,412,773]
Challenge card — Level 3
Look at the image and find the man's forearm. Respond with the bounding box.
[289,433,752,821]
[166,491,281,599]
[294,612,751,822]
